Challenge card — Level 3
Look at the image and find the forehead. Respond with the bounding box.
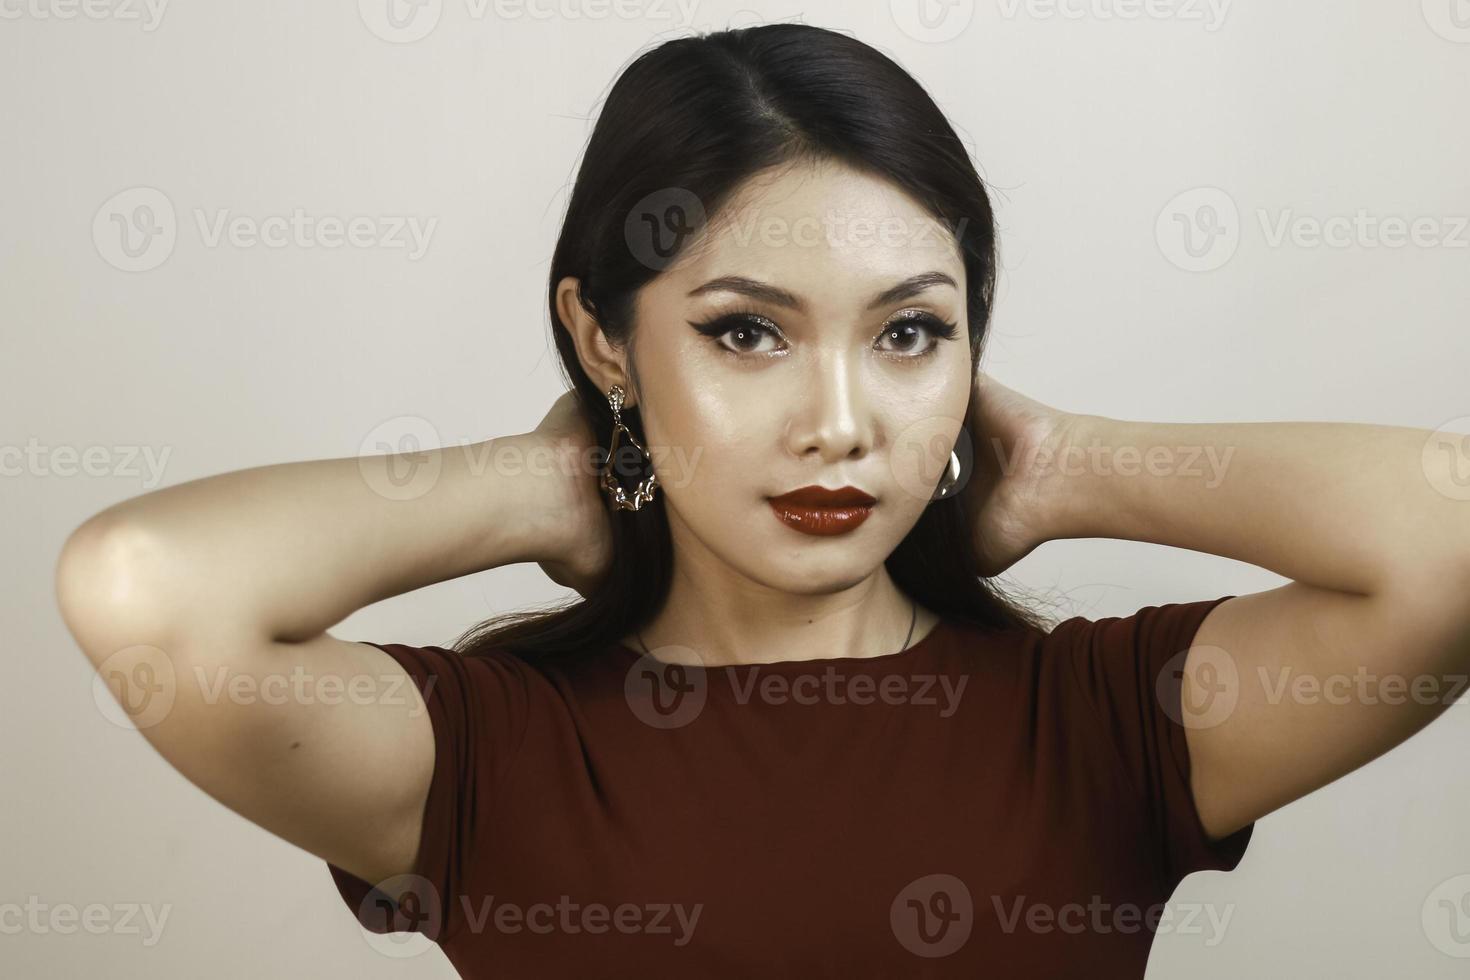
[662,159,966,302]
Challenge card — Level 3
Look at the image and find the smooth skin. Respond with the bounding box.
[561,159,975,666]
[55,156,1470,901]
[54,419,593,892]
[977,394,1470,840]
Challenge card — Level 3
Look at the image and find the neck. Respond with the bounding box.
[628,566,929,668]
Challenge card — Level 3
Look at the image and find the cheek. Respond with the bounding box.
[640,330,752,445]
[883,372,972,503]
[881,353,969,426]
[643,379,767,499]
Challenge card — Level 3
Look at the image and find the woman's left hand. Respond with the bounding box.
[960,371,1078,576]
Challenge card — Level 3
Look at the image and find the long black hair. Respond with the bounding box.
[453,23,1050,659]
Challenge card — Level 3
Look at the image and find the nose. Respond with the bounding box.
[783,349,875,463]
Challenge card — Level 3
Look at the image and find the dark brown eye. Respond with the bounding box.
[725,321,774,352]
[882,323,925,352]
[875,311,959,358]
[690,312,786,357]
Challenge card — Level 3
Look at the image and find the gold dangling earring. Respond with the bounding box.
[599,384,660,511]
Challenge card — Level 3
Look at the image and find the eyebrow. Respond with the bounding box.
[686,271,959,314]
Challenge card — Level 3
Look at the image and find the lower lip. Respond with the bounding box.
[767,501,875,536]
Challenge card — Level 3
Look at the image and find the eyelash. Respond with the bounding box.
[689,308,961,361]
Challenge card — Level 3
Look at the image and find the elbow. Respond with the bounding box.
[55,516,176,666]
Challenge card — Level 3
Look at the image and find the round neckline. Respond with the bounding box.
[612,616,953,671]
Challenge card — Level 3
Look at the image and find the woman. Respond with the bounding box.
[56,23,1470,978]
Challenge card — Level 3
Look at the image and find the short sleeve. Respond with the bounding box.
[1051,595,1253,889]
[325,642,532,944]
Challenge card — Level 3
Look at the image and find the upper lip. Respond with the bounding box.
[768,485,877,508]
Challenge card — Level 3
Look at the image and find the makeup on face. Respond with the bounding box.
[684,271,962,364]
[767,485,877,537]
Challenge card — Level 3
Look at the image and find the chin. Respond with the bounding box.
[749,545,884,594]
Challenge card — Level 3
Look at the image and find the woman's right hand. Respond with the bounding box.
[52,387,619,903]
[526,389,616,598]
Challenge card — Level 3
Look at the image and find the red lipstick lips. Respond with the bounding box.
[767,485,877,537]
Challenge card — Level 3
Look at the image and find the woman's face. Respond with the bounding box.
[622,159,973,595]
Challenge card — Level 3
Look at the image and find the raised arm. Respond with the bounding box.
[54,399,607,889]
[978,380,1470,842]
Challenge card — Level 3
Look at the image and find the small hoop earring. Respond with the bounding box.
[931,450,962,501]
[599,384,660,511]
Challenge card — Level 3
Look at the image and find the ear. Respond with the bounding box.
[555,276,637,408]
